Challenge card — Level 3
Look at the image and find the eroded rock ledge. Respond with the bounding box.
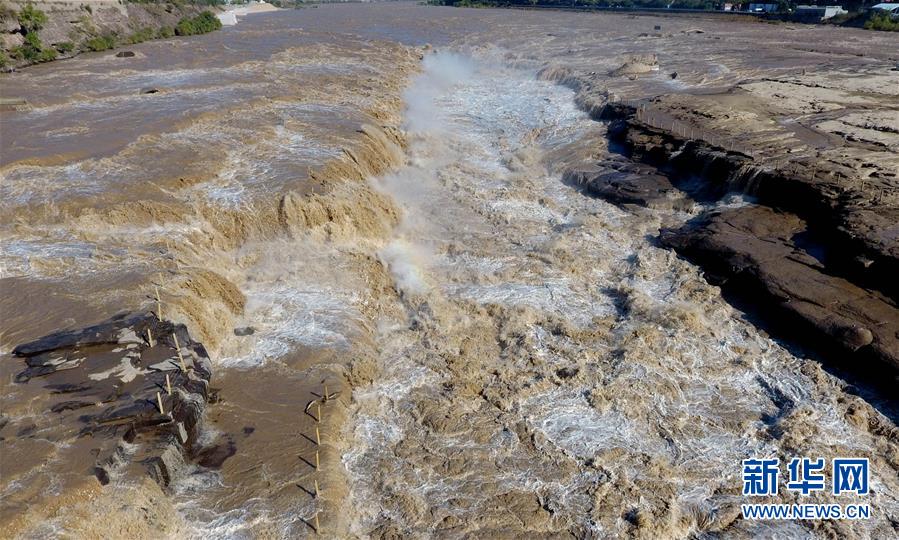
[10,311,213,488]
[570,102,899,377]
[660,206,899,374]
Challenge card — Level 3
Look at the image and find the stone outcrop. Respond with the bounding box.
[659,206,899,374]
[601,102,899,303]
[572,101,899,377]
[10,311,213,488]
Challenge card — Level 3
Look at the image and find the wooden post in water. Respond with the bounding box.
[147,328,154,348]
[155,286,162,320]
[316,403,322,423]
[173,334,188,372]
[314,512,320,534]
[315,450,320,470]
[166,373,172,395]
[323,384,329,403]
[156,391,165,415]
[314,478,320,497]
[315,426,321,446]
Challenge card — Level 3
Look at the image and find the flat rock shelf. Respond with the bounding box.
[9,312,213,488]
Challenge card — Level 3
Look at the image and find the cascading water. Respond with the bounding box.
[340,51,898,538]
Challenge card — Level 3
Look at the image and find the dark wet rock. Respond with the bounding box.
[46,383,92,394]
[116,51,136,58]
[13,312,151,357]
[51,400,94,413]
[660,205,899,374]
[93,466,111,486]
[602,103,899,303]
[196,438,237,468]
[234,326,256,336]
[140,87,160,94]
[556,367,579,379]
[10,311,214,488]
[564,166,690,211]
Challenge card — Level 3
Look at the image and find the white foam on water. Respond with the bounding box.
[342,49,899,538]
[218,285,360,369]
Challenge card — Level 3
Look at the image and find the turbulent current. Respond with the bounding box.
[2,6,897,539]
[333,52,898,538]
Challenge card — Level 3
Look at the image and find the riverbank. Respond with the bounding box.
[0,1,224,71]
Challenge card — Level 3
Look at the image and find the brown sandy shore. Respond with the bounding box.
[1,3,898,538]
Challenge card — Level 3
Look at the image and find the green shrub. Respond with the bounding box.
[12,31,56,63]
[55,41,75,53]
[158,25,175,38]
[17,2,47,32]
[126,27,156,44]
[18,30,42,60]
[175,10,222,36]
[0,51,9,68]
[85,34,116,51]
[37,46,56,62]
[865,12,899,31]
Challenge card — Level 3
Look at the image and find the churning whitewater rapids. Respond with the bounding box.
[163,51,896,537]
[2,8,897,539]
[332,52,898,538]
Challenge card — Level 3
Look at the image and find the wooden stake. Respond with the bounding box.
[323,384,329,403]
[314,512,320,534]
[147,328,154,348]
[315,450,320,470]
[315,426,321,446]
[173,334,187,372]
[156,391,165,415]
[316,403,322,423]
[155,286,162,320]
[166,373,172,395]
[314,478,320,497]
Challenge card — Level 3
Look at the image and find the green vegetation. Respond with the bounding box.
[126,27,157,44]
[175,10,222,36]
[864,12,899,30]
[2,1,224,67]
[16,2,47,31]
[10,3,56,64]
[85,34,117,52]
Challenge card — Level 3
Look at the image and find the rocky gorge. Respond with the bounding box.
[563,99,899,381]
[2,3,898,537]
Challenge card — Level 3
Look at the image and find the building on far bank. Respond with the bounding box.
[794,5,848,19]
[748,3,778,12]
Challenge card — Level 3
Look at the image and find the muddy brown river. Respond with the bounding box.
[1,3,897,538]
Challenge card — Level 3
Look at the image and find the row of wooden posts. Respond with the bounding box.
[305,382,337,535]
[149,281,332,535]
[151,283,189,418]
